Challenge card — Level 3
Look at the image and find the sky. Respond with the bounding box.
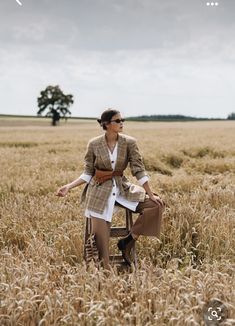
[0,0,235,119]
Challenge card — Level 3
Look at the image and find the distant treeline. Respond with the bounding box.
[0,114,95,120]
[126,114,228,121]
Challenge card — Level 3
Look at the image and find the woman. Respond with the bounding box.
[57,109,165,268]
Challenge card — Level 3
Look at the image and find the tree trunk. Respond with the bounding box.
[52,116,57,126]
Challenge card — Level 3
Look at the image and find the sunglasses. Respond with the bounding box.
[110,119,125,124]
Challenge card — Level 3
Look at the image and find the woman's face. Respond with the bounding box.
[106,113,124,133]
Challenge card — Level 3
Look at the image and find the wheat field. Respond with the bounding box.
[0,118,234,325]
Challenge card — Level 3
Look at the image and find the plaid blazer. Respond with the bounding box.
[81,133,148,214]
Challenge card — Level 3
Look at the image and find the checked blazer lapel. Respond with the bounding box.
[115,134,127,171]
[98,135,113,170]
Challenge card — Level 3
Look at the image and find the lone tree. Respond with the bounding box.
[37,85,74,126]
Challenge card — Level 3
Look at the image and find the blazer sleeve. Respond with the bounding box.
[83,140,95,176]
[128,139,148,181]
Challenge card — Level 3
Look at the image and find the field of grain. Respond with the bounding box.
[0,118,234,325]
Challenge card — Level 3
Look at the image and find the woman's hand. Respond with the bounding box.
[142,181,166,208]
[56,185,70,197]
[149,193,165,208]
[56,178,86,197]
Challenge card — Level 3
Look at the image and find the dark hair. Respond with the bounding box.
[97,108,120,130]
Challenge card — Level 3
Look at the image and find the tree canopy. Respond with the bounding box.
[37,85,74,125]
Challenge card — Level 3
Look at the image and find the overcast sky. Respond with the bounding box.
[0,0,235,118]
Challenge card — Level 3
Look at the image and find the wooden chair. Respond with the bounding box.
[84,208,137,267]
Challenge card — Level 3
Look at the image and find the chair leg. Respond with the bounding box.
[125,209,137,268]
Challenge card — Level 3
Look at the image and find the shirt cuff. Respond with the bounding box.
[79,173,92,183]
[138,175,149,186]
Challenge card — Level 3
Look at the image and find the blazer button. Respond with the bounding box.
[113,193,115,196]
[111,160,114,163]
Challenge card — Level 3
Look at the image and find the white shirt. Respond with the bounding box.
[79,143,149,222]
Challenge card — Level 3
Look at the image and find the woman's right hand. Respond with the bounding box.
[56,185,70,197]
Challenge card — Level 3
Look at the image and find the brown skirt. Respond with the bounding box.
[130,196,165,237]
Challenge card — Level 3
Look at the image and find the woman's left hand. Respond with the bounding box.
[149,194,165,208]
